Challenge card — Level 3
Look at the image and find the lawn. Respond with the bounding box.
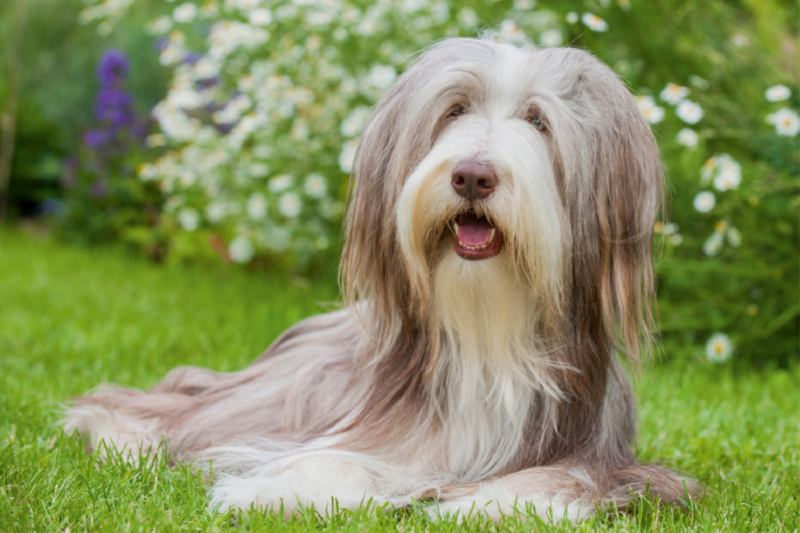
[0,229,797,532]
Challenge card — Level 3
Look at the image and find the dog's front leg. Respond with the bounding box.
[208,448,424,517]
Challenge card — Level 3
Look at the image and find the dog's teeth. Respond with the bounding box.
[457,241,490,251]
[489,229,495,241]
[454,222,459,233]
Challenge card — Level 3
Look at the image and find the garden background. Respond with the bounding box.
[0,0,798,531]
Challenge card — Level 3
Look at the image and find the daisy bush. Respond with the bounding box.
[74,0,798,365]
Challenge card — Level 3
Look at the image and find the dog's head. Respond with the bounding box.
[343,38,662,384]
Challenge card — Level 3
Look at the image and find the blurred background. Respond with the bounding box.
[0,0,797,367]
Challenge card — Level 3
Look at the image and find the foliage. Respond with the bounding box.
[0,0,169,219]
[57,49,166,255]
[0,230,797,532]
[69,0,799,366]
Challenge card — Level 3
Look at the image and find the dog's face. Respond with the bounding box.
[343,38,662,373]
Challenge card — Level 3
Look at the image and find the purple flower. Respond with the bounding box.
[90,180,108,199]
[84,130,108,147]
[94,89,134,126]
[97,49,130,88]
[182,51,202,64]
[196,77,219,90]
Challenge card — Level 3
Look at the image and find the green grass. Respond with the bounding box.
[1,228,797,532]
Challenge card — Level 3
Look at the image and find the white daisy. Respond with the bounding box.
[146,133,167,148]
[676,100,704,124]
[660,83,690,105]
[565,12,579,24]
[731,32,749,47]
[689,75,709,90]
[457,8,478,27]
[229,236,255,263]
[146,16,173,35]
[138,163,157,180]
[365,64,397,90]
[693,191,715,213]
[177,207,200,231]
[676,128,698,147]
[206,202,227,223]
[249,8,272,25]
[702,231,724,256]
[765,84,790,102]
[499,20,526,41]
[247,193,267,219]
[341,106,372,138]
[173,3,198,23]
[540,29,563,47]
[339,140,358,173]
[193,57,219,79]
[269,174,293,193]
[705,333,733,363]
[766,108,800,137]
[582,13,608,32]
[304,174,327,198]
[333,27,348,41]
[663,222,679,235]
[713,156,742,191]
[635,95,665,124]
[279,192,302,217]
[248,162,269,178]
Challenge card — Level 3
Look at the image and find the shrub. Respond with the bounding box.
[59,49,164,255]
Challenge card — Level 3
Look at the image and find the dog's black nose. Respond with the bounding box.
[451,160,498,200]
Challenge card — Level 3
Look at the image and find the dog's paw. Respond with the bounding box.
[427,482,589,524]
[208,455,383,518]
[210,474,297,518]
[427,489,511,524]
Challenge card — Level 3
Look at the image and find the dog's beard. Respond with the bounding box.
[392,114,571,478]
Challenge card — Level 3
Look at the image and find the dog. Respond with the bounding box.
[63,37,698,522]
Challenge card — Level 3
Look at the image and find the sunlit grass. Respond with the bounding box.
[1,229,797,532]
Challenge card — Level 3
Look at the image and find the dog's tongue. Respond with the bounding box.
[457,212,494,245]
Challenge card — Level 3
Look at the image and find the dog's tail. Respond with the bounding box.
[605,461,703,510]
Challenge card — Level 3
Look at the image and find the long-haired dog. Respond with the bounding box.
[64,37,698,522]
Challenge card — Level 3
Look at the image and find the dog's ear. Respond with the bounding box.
[552,48,663,373]
[341,42,475,326]
[340,60,422,326]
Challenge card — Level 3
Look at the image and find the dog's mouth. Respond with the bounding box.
[450,211,503,260]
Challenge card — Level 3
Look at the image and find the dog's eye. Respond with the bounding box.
[450,105,467,117]
[530,115,546,131]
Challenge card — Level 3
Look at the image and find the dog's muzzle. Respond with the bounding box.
[450,160,503,260]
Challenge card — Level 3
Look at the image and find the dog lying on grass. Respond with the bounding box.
[64,36,698,522]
